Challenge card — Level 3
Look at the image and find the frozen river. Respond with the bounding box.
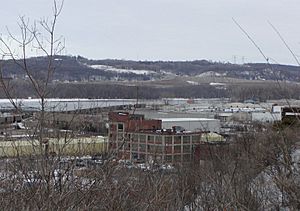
[0,98,160,112]
[0,98,229,112]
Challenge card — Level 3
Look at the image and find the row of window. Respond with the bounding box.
[131,153,192,163]
[128,134,201,144]
[125,143,192,153]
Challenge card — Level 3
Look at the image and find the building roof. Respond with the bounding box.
[128,130,203,135]
[159,118,217,122]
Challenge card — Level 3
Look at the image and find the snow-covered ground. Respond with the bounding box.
[186,81,199,85]
[89,64,156,75]
[209,82,226,86]
[196,71,227,77]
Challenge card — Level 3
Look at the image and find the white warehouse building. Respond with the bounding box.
[159,118,221,133]
[251,112,281,123]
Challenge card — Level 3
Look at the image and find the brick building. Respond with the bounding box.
[108,112,222,163]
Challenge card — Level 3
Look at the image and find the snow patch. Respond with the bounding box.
[186,81,199,85]
[89,65,156,75]
[209,82,226,86]
[196,71,227,77]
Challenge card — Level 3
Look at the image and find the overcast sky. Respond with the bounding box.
[1,0,300,64]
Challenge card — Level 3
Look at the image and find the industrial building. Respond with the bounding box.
[0,136,107,158]
[108,112,224,163]
[0,113,23,125]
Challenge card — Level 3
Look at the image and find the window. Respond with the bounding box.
[148,145,163,153]
[132,153,138,159]
[140,135,146,143]
[174,155,181,162]
[192,135,200,143]
[147,135,154,143]
[132,143,138,151]
[139,143,146,152]
[118,123,124,131]
[183,136,190,143]
[183,154,191,162]
[165,155,172,162]
[165,136,172,145]
[174,136,182,144]
[174,145,181,153]
[183,145,191,153]
[156,136,162,144]
[132,134,138,139]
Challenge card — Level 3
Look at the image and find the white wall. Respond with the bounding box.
[251,112,281,123]
[161,119,220,133]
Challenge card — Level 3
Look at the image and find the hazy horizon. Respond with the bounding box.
[1,0,300,65]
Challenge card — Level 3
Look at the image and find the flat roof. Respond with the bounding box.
[128,130,203,135]
[159,118,216,122]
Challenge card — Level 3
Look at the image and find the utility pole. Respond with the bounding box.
[233,55,237,64]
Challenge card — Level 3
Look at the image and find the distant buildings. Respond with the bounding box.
[215,104,282,124]
[282,106,300,119]
[0,113,23,125]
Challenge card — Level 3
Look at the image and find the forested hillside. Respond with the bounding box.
[1,56,300,82]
